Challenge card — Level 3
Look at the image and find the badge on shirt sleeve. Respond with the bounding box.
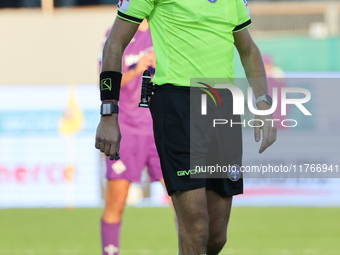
[118,0,131,13]
[243,0,250,17]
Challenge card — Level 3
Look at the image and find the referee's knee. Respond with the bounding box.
[207,235,227,255]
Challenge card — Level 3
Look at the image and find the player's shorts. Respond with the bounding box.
[150,84,243,197]
[106,133,163,182]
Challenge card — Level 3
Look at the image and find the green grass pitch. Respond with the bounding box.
[0,207,339,255]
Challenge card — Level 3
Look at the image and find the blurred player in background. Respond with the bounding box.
[263,54,285,79]
[95,0,277,254]
[99,19,165,255]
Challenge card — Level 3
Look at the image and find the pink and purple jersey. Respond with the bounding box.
[101,27,162,183]
[119,29,155,135]
[100,28,155,135]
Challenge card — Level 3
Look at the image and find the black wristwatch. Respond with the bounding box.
[100,102,119,116]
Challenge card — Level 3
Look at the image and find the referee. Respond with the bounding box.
[95,0,277,254]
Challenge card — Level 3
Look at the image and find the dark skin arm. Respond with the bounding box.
[234,28,277,153]
[95,18,139,160]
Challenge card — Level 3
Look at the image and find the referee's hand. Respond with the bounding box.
[254,101,277,154]
[95,114,121,160]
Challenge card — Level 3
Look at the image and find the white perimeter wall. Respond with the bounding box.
[0,6,118,85]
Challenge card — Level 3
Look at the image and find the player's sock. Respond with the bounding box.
[101,219,121,255]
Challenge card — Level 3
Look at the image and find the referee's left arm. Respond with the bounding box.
[234,28,277,154]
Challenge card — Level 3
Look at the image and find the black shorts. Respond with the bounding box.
[150,84,243,197]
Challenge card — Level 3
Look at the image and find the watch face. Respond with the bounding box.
[265,94,273,105]
[101,102,118,115]
[101,102,112,115]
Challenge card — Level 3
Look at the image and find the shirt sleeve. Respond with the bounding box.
[233,0,252,32]
[117,0,155,24]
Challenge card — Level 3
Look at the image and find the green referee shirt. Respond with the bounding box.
[117,0,251,87]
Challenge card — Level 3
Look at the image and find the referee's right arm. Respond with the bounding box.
[95,18,139,160]
[101,18,139,73]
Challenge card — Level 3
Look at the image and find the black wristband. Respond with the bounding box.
[100,71,122,101]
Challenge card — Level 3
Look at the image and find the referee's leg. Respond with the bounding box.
[206,190,232,255]
[171,188,209,255]
[150,85,234,254]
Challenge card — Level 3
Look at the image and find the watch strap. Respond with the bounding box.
[256,94,272,105]
[111,103,119,114]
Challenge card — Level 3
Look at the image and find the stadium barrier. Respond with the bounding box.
[1,80,340,208]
